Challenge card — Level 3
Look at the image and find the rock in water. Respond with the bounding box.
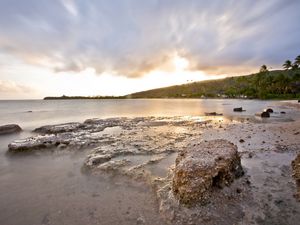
[292,154,300,201]
[0,124,22,135]
[172,139,243,206]
[233,107,245,112]
[264,108,274,113]
[255,111,270,118]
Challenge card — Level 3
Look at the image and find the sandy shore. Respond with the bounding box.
[5,101,300,225]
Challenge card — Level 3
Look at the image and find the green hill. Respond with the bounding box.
[127,69,300,99]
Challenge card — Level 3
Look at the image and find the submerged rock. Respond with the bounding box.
[172,139,243,205]
[255,111,270,118]
[204,112,223,116]
[292,154,300,201]
[0,124,22,135]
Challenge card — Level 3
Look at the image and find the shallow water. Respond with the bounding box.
[0,99,298,225]
[0,99,296,130]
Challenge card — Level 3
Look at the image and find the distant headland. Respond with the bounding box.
[44,67,300,100]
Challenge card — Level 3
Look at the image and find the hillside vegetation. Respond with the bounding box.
[127,69,300,99]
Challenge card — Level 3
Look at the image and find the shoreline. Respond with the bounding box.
[3,101,300,224]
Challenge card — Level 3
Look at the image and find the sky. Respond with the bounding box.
[0,0,300,99]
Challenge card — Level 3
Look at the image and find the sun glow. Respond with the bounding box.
[172,54,189,71]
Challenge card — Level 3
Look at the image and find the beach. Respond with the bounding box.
[0,99,299,225]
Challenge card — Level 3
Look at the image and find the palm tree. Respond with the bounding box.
[283,60,292,70]
[295,55,300,66]
[292,63,299,70]
[260,65,268,73]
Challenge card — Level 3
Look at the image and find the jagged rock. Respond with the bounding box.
[0,124,22,135]
[292,154,300,201]
[255,112,270,118]
[172,139,243,206]
[8,134,71,151]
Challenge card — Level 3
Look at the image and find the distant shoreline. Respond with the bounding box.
[43,96,300,100]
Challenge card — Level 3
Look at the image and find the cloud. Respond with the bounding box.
[0,80,35,93]
[0,0,300,77]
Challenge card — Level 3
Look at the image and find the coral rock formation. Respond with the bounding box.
[172,139,243,205]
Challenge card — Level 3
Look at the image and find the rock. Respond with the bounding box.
[292,154,300,201]
[33,122,84,134]
[264,108,274,113]
[239,139,245,143]
[85,154,112,167]
[204,112,223,116]
[298,100,300,103]
[172,139,243,206]
[136,216,146,225]
[280,111,286,114]
[8,134,61,151]
[255,112,270,118]
[233,107,245,112]
[0,124,22,135]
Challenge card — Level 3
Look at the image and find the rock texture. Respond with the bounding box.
[172,139,243,205]
[292,154,300,201]
[0,124,22,135]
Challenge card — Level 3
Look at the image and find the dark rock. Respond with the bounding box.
[204,112,223,116]
[280,111,286,114]
[172,139,243,205]
[298,100,300,103]
[0,124,22,135]
[233,107,245,112]
[236,188,242,193]
[264,108,274,113]
[255,112,270,118]
[239,139,245,143]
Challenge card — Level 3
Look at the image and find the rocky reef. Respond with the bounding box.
[6,114,300,225]
[172,140,243,206]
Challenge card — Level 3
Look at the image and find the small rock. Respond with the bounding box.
[233,107,244,112]
[239,139,245,143]
[236,188,242,193]
[136,216,146,225]
[255,112,270,118]
[265,108,274,113]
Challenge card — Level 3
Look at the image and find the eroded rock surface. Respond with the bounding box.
[0,124,22,135]
[172,139,243,205]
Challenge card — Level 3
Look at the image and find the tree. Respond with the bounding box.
[295,55,300,66]
[283,60,292,70]
[260,65,268,73]
[292,63,299,70]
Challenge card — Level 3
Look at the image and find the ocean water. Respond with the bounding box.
[0,99,297,225]
[0,99,293,130]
